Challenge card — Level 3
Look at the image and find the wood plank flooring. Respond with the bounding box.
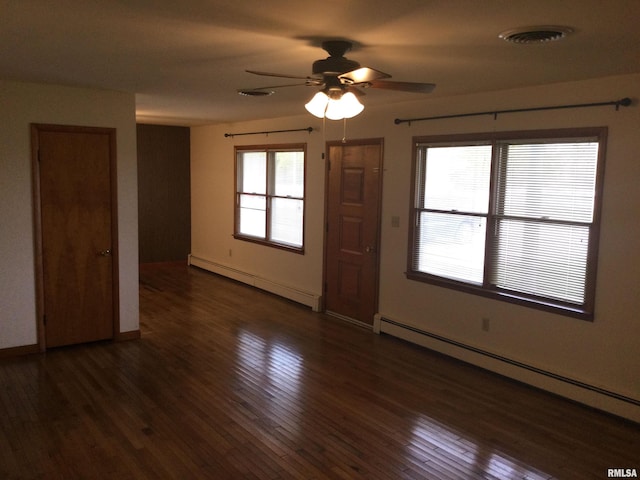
[1,262,638,479]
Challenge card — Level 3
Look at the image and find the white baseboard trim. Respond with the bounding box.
[376,314,640,423]
[188,255,322,312]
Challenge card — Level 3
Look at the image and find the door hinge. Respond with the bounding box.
[43,314,47,325]
[324,282,328,292]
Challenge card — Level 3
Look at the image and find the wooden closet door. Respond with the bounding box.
[34,125,118,348]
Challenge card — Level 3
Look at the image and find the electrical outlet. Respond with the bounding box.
[391,216,400,228]
[482,317,490,332]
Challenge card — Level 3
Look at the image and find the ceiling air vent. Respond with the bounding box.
[499,26,573,44]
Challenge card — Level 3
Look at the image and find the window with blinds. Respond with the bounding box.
[408,128,606,319]
[235,144,306,252]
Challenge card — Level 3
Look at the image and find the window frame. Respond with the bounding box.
[234,143,306,253]
[407,128,607,320]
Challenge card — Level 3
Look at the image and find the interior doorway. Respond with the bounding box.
[324,138,383,326]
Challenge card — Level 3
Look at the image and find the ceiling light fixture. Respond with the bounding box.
[305,74,364,120]
[305,88,364,120]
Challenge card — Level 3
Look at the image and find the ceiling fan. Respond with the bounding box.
[238,40,436,119]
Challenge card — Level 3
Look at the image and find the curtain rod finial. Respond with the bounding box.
[618,97,632,108]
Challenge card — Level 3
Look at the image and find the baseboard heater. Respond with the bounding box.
[188,255,322,312]
[377,316,640,408]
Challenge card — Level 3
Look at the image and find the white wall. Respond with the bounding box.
[0,80,139,349]
[190,120,327,296]
[191,73,640,422]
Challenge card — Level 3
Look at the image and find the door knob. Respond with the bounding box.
[365,245,376,253]
[98,249,112,257]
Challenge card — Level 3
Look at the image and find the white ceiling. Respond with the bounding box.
[2,0,639,126]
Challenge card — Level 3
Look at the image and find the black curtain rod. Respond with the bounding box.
[224,127,313,138]
[394,97,632,125]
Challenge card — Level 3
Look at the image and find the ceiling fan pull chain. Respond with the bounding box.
[322,116,327,153]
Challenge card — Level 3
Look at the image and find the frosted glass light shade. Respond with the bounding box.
[305,91,364,120]
[325,92,364,120]
[305,92,330,118]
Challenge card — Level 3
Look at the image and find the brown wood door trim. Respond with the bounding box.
[322,138,384,326]
[31,123,120,351]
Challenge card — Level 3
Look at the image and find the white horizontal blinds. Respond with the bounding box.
[270,150,304,247]
[271,198,303,246]
[416,212,487,284]
[491,139,599,304]
[273,151,304,198]
[422,145,492,213]
[415,144,491,284]
[238,151,266,194]
[495,141,598,221]
[491,219,590,303]
[236,147,305,248]
[237,151,267,238]
[238,194,266,238]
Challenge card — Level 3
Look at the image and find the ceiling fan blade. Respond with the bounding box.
[339,67,391,84]
[238,82,315,96]
[368,80,436,93]
[246,69,320,82]
[239,82,311,91]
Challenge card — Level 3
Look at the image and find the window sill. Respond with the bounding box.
[233,234,304,255]
[405,271,593,321]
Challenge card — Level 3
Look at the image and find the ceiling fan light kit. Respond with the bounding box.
[242,39,436,120]
[305,90,364,120]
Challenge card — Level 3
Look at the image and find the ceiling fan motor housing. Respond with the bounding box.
[312,40,359,76]
[312,57,360,76]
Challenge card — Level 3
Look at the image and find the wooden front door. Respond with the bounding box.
[33,124,118,348]
[324,139,383,326]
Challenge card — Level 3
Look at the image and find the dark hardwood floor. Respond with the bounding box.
[1,262,638,479]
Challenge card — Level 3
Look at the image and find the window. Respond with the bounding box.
[235,144,306,251]
[408,128,607,319]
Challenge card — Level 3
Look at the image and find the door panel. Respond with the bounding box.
[35,125,117,348]
[325,140,383,325]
